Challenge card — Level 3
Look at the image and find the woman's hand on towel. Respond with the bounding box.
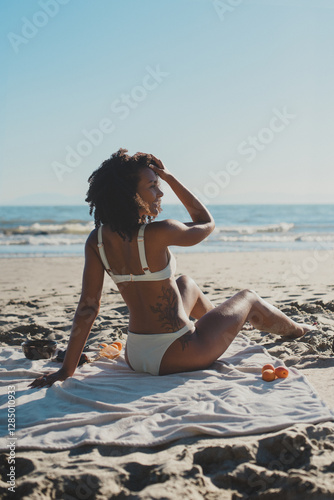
[28,367,69,389]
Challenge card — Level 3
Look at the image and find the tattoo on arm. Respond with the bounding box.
[150,286,182,331]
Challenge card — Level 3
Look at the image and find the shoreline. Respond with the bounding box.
[1,245,334,258]
[0,247,333,260]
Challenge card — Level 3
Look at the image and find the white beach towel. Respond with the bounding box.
[0,333,333,450]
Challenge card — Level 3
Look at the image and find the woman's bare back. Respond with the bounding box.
[97,222,190,334]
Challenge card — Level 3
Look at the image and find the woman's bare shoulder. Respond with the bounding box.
[147,219,179,230]
[146,219,183,238]
[85,228,99,254]
[147,219,213,247]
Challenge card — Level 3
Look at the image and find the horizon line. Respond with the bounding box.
[1,202,334,207]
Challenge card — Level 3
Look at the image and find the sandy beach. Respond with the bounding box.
[1,250,334,499]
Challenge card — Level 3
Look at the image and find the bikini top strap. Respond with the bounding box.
[137,224,150,274]
[97,225,112,273]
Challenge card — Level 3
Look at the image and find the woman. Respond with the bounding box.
[29,149,311,388]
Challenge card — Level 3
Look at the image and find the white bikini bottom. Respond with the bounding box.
[126,321,195,376]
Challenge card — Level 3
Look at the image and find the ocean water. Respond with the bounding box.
[0,204,333,257]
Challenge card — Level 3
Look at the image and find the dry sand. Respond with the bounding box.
[0,251,334,499]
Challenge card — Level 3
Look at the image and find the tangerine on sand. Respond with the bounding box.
[275,366,289,378]
[262,369,276,382]
[261,364,275,374]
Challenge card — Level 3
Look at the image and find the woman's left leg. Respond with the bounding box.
[160,289,312,375]
[176,275,214,319]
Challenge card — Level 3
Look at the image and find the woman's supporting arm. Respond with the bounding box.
[28,231,104,388]
[61,294,101,377]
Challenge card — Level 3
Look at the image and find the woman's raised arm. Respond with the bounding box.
[149,155,215,247]
[28,231,105,389]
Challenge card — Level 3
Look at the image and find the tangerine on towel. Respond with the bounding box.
[261,363,275,374]
[262,369,276,382]
[111,342,122,351]
[275,366,289,378]
[99,344,121,360]
[99,342,122,351]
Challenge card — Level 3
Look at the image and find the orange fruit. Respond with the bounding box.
[111,342,122,351]
[275,366,289,378]
[99,345,120,360]
[262,363,275,374]
[262,369,276,382]
[99,343,108,348]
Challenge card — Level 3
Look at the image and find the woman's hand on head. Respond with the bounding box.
[136,152,172,182]
[148,154,172,182]
[28,367,70,389]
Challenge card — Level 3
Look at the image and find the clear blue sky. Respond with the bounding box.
[1,0,333,205]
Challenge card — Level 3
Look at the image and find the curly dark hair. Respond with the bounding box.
[85,148,159,240]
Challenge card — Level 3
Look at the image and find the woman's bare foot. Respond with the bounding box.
[287,322,315,338]
[301,323,317,335]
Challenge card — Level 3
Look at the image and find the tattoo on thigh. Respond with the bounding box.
[150,286,182,331]
[177,333,194,351]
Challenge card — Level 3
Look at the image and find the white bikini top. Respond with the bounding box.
[97,224,176,284]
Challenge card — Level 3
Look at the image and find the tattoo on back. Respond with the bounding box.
[150,286,182,331]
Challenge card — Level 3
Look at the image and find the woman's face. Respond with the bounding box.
[136,167,163,218]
